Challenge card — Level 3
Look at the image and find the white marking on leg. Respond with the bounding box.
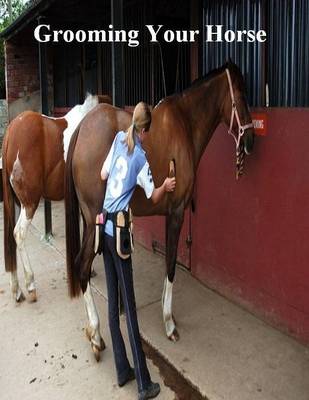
[10,151,20,187]
[162,276,176,338]
[14,206,35,293]
[10,271,24,302]
[84,283,101,348]
[62,94,99,161]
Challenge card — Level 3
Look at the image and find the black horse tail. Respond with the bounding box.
[2,137,17,272]
[65,125,82,298]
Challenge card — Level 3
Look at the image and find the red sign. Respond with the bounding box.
[251,112,267,136]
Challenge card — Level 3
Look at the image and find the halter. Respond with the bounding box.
[225,68,253,149]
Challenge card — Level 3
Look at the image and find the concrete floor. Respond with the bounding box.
[1,201,309,400]
[0,202,174,400]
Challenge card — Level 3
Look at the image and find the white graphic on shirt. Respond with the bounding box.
[136,161,155,199]
[110,156,128,198]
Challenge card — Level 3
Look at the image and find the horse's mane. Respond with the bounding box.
[154,61,245,109]
[189,64,227,88]
[189,61,246,91]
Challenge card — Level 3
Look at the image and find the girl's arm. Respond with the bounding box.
[100,140,116,181]
[151,177,176,204]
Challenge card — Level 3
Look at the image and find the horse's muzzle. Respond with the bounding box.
[244,131,255,155]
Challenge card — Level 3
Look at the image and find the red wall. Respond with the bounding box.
[134,109,309,343]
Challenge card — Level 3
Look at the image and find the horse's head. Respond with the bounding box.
[222,62,255,177]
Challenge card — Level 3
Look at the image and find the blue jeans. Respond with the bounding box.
[103,233,151,392]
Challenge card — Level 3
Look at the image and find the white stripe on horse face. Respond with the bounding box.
[162,277,175,338]
[62,94,99,162]
[84,283,101,348]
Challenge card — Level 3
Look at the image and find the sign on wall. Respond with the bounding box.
[251,112,267,136]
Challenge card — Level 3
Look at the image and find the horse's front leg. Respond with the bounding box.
[162,202,185,341]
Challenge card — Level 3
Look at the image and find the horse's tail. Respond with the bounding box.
[65,125,82,298]
[2,138,17,272]
[0,159,3,202]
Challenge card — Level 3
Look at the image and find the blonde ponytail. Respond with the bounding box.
[126,124,136,154]
[125,102,151,154]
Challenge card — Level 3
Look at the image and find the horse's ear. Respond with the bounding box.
[224,57,233,69]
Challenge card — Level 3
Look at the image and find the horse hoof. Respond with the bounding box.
[168,329,180,342]
[100,337,106,352]
[91,343,101,362]
[28,289,37,303]
[15,290,25,303]
[86,327,105,353]
[85,326,92,342]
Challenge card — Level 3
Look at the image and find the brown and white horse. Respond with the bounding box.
[1,94,110,304]
[64,62,255,359]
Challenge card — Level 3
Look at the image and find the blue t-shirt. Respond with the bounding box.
[102,131,154,236]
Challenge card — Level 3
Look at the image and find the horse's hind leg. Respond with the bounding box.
[79,222,105,361]
[14,204,37,302]
[162,202,184,341]
[84,281,106,361]
[10,270,25,303]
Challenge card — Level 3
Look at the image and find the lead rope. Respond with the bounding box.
[225,68,254,179]
[158,42,167,98]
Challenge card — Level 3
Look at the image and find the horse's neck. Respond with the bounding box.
[179,74,226,168]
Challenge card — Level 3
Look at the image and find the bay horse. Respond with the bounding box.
[1,94,110,304]
[64,62,255,360]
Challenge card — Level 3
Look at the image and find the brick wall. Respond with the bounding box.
[5,37,40,104]
[0,99,7,149]
[4,31,53,113]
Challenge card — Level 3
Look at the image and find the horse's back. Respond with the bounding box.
[5,111,66,152]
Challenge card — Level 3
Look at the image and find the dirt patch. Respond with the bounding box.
[142,339,208,400]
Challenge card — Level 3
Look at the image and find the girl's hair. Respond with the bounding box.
[125,102,151,154]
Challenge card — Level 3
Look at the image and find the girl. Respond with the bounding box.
[101,102,176,400]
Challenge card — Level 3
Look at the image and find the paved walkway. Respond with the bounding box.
[1,201,309,400]
[0,202,174,400]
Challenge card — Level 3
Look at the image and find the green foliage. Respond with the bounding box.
[0,0,30,97]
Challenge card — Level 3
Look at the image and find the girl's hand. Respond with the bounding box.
[164,177,176,192]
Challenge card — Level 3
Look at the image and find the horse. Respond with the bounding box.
[64,61,255,361]
[1,94,111,304]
